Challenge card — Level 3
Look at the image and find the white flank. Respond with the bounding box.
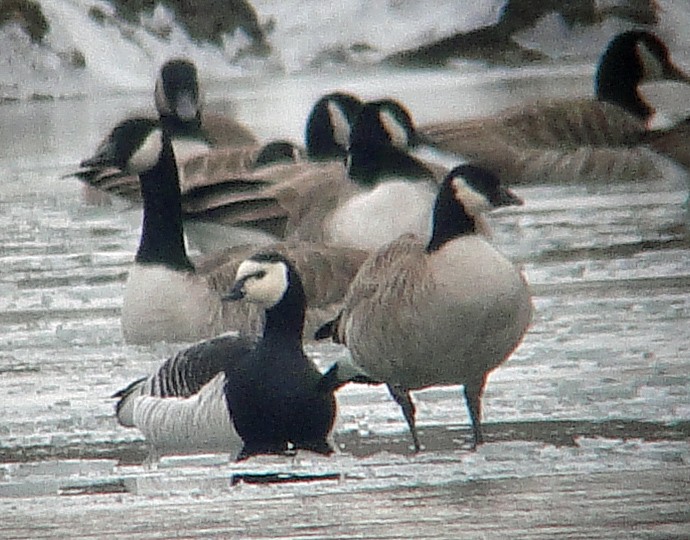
[132,373,243,457]
[122,264,222,344]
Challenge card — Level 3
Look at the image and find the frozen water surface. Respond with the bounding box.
[1,23,690,540]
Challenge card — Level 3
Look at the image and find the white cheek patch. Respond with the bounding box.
[128,129,163,174]
[328,101,352,149]
[451,176,491,215]
[379,109,409,149]
[637,42,665,81]
[235,260,288,307]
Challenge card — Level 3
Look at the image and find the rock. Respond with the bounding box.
[385,0,658,67]
[0,0,49,43]
[110,0,271,54]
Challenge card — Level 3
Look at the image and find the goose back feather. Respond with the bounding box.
[418,31,690,185]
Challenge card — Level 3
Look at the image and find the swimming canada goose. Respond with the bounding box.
[114,252,342,460]
[418,31,690,186]
[317,164,532,451]
[200,98,447,250]
[87,118,367,344]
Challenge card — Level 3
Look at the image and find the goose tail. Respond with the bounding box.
[314,313,342,342]
[112,377,148,427]
[317,362,379,394]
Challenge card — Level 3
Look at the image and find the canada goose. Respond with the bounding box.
[418,31,690,186]
[317,164,531,451]
[87,118,367,344]
[305,91,365,161]
[74,58,258,203]
[176,91,365,244]
[114,252,342,460]
[202,98,447,250]
[75,88,361,202]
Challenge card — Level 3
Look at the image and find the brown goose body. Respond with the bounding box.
[419,31,690,186]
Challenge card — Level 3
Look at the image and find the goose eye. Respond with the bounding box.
[254,270,267,280]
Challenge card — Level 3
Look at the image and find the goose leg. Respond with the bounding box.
[387,383,421,452]
[463,375,487,450]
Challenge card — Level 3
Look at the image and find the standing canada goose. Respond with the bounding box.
[87,118,367,344]
[317,164,532,451]
[418,31,690,185]
[115,252,342,460]
[200,99,447,250]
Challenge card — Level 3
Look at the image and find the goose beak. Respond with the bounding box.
[174,91,200,123]
[496,186,524,207]
[223,280,246,302]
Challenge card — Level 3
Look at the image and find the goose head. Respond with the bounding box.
[305,92,364,161]
[347,99,433,185]
[427,164,522,252]
[226,252,307,337]
[254,140,304,168]
[155,58,203,129]
[79,118,163,176]
[595,31,690,120]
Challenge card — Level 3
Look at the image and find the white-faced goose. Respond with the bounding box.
[115,252,344,460]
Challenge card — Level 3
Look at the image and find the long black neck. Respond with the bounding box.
[348,144,433,187]
[261,271,307,347]
[426,182,476,253]
[595,38,651,119]
[136,133,194,271]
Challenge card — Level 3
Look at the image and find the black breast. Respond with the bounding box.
[223,343,336,456]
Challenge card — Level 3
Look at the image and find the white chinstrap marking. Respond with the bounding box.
[451,175,492,215]
[380,109,409,149]
[328,100,352,149]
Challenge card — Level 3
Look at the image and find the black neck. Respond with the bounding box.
[348,145,433,187]
[595,42,650,119]
[261,273,307,345]
[135,133,194,271]
[426,182,476,252]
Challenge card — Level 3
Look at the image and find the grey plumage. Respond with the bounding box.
[320,164,532,451]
